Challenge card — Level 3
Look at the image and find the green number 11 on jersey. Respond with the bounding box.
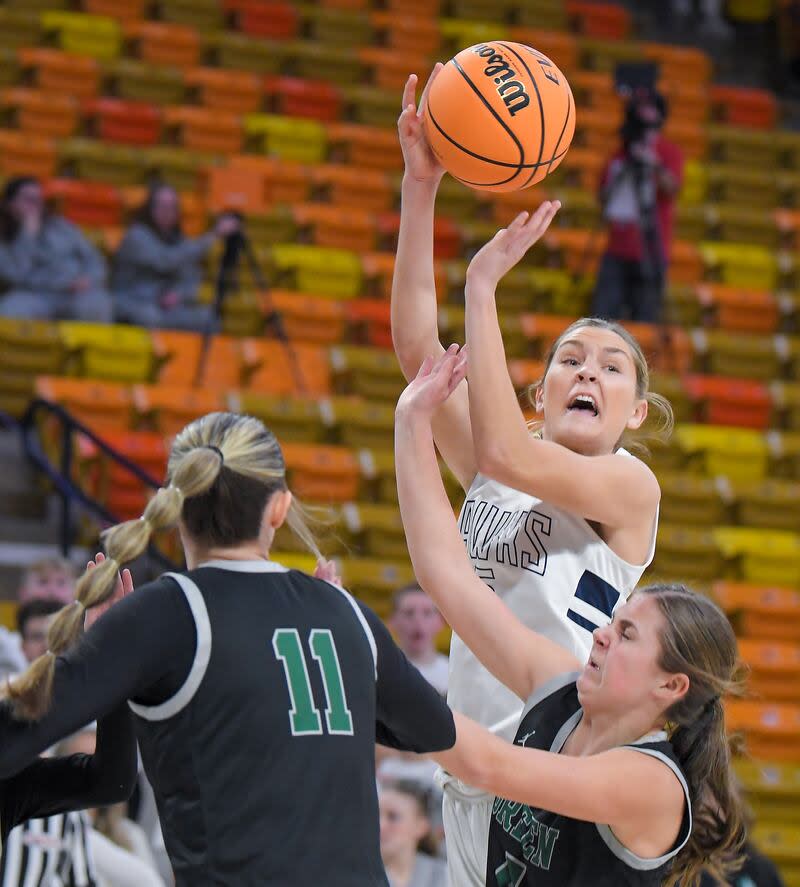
[272,628,355,736]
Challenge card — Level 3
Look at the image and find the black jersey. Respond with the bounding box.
[486,673,691,887]
[0,559,455,887]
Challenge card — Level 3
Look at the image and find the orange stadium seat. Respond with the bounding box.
[186,67,263,114]
[344,300,392,349]
[713,581,800,643]
[370,12,442,55]
[696,283,780,334]
[159,0,224,32]
[1,88,79,139]
[45,179,122,228]
[683,374,772,429]
[725,701,800,761]
[206,166,269,215]
[84,98,162,146]
[228,155,313,204]
[281,442,360,502]
[266,291,347,346]
[358,46,431,91]
[133,384,226,436]
[510,28,579,74]
[566,1,631,38]
[265,76,343,122]
[643,42,712,85]
[0,131,57,179]
[150,330,203,386]
[711,85,778,130]
[163,106,243,154]
[19,48,101,101]
[125,22,202,68]
[293,204,377,253]
[35,377,133,432]
[82,0,147,24]
[224,0,300,39]
[738,639,800,703]
[244,340,332,397]
[310,165,393,213]
[326,123,403,172]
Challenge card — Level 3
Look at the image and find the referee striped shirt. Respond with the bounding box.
[0,812,96,887]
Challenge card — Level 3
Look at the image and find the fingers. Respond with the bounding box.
[401,73,418,111]
[121,569,134,596]
[417,355,435,378]
[418,62,443,115]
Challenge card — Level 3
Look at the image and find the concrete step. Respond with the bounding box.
[0,430,48,519]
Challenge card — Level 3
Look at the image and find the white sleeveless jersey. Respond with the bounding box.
[448,449,658,742]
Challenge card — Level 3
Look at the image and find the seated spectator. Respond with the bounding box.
[380,781,447,887]
[389,583,448,697]
[0,177,112,322]
[18,598,63,664]
[112,183,239,331]
[17,555,77,605]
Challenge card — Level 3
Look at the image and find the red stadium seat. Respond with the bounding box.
[264,76,343,122]
[344,300,392,349]
[683,374,772,429]
[711,85,777,130]
[84,97,162,146]
[566,1,631,38]
[45,179,123,228]
[224,0,299,39]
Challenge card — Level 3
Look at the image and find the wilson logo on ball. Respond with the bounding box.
[472,44,530,117]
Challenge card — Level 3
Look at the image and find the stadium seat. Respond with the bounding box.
[0,131,57,180]
[709,124,782,169]
[0,10,43,50]
[520,314,577,359]
[438,18,508,55]
[1,88,79,139]
[707,165,779,211]
[159,0,224,32]
[125,21,202,68]
[683,374,772,429]
[341,502,408,559]
[230,391,327,443]
[270,244,362,298]
[133,384,226,436]
[567,2,631,38]
[772,381,800,431]
[244,113,327,163]
[164,106,243,155]
[330,345,405,402]
[700,242,778,289]
[713,580,800,643]
[265,76,342,122]
[737,639,800,703]
[725,700,800,761]
[150,329,202,386]
[735,760,800,826]
[323,398,395,450]
[19,48,101,101]
[343,300,392,349]
[293,204,377,253]
[35,377,133,432]
[0,50,21,89]
[337,556,415,612]
[224,0,300,40]
[656,471,729,527]
[730,476,800,532]
[186,67,262,114]
[325,122,402,171]
[59,138,148,186]
[41,12,122,61]
[751,825,800,883]
[244,340,331,397]
[288,41,364,86]
[714,527,800,586]
[84,97,162,146]
[266,291,347,345]
[710,85,777,130]
[708,205,780,249]
[650,524,724,582]
[147,145,216,191]
[358,46,430,91]
[205,33,291,73]
[370,12,442,56]
[282,442,360,502]
[60,322,153,383]
[691,329,782,382]
[301,7,376,47]
[228,154,313,204]
[0,319,64,414]
[45,179,122,228]
[310,164,393,213]
[674,425,769,482]
[83,0,148,24]
[696,283,779,335]
[103,60,187,106]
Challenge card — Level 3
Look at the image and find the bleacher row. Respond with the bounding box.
[0,0,798,877]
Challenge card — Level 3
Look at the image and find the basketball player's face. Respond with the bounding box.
[379,790,430,859]
[578,595,670,711]
[390,591,443,658]
[538,329,647,456]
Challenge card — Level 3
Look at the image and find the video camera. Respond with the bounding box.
[614,62,668,154]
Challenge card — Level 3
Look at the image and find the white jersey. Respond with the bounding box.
[448,450,658,742]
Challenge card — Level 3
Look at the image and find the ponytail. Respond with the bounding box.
[5,447,223,720]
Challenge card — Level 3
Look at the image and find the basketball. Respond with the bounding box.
[422,42,576,193]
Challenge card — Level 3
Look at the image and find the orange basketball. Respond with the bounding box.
[422,42,576,193]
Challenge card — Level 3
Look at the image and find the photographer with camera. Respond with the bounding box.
[112,183,240,331]
[590,89,683,324]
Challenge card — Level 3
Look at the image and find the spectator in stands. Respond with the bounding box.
[590,89,683,324]
[380,781,447,887]
[112,183,240,332]
[389,584,448,697]
[18,598,63,665]
[17,556,77,605]
[57,726,166,887]
[0,177,113,322]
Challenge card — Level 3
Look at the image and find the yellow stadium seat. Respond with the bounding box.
[146,146,216,192]
[678,161,707,206]
[700,242,778,289]
[41,12,122,61]
[0,319,64,415]
[160,0,224,32]
[730,478,800,532]
[650,525,724,583]
[271,551,317,574]
[674,424,768,482]
[0,10,42,50]
[323,397,395,450]
[707,205,780,249]
[439,18,508,54]
[736,760,800,826]
[341,502,408,560]
[330,345,405,402]
[270,244,362,298]
[691,328,781,382]
[205,32,290,73]
[655,471,728,527]
[738,638,800,703]
[708,123,781,168]
[338,556,414,612]
[230,392,327,444]
[245,113,327,164]
[578,36,642,73]
[752,824,800,884]
[773,381,800,431]
[707,164,779,210]
[287,41,364,86]
[60,322,152,383]
[103,59,187,105]
[59,138,148,186]
[300,6,376,46]
[341,84,398,129]
[768,430,800,481]
[714,580,800,643]
[714,527,800,586]
[514,2,569,32]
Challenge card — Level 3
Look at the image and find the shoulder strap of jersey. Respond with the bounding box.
[128,572,212,722]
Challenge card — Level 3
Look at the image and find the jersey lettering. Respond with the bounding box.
[493,799,561,872]
[460,498,551,578]
[272,629,354,737]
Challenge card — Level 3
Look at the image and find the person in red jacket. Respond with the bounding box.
[590,90,683,324]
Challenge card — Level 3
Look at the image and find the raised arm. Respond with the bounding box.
[434,713,685,849]
[464,208,660,529]
[395,354,579,701]
[391,67,477,491]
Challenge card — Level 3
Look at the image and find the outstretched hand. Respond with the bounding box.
[466,201,561,290]
[398,64,445,185]
[396,345,468,418]
[84,552,134,631]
